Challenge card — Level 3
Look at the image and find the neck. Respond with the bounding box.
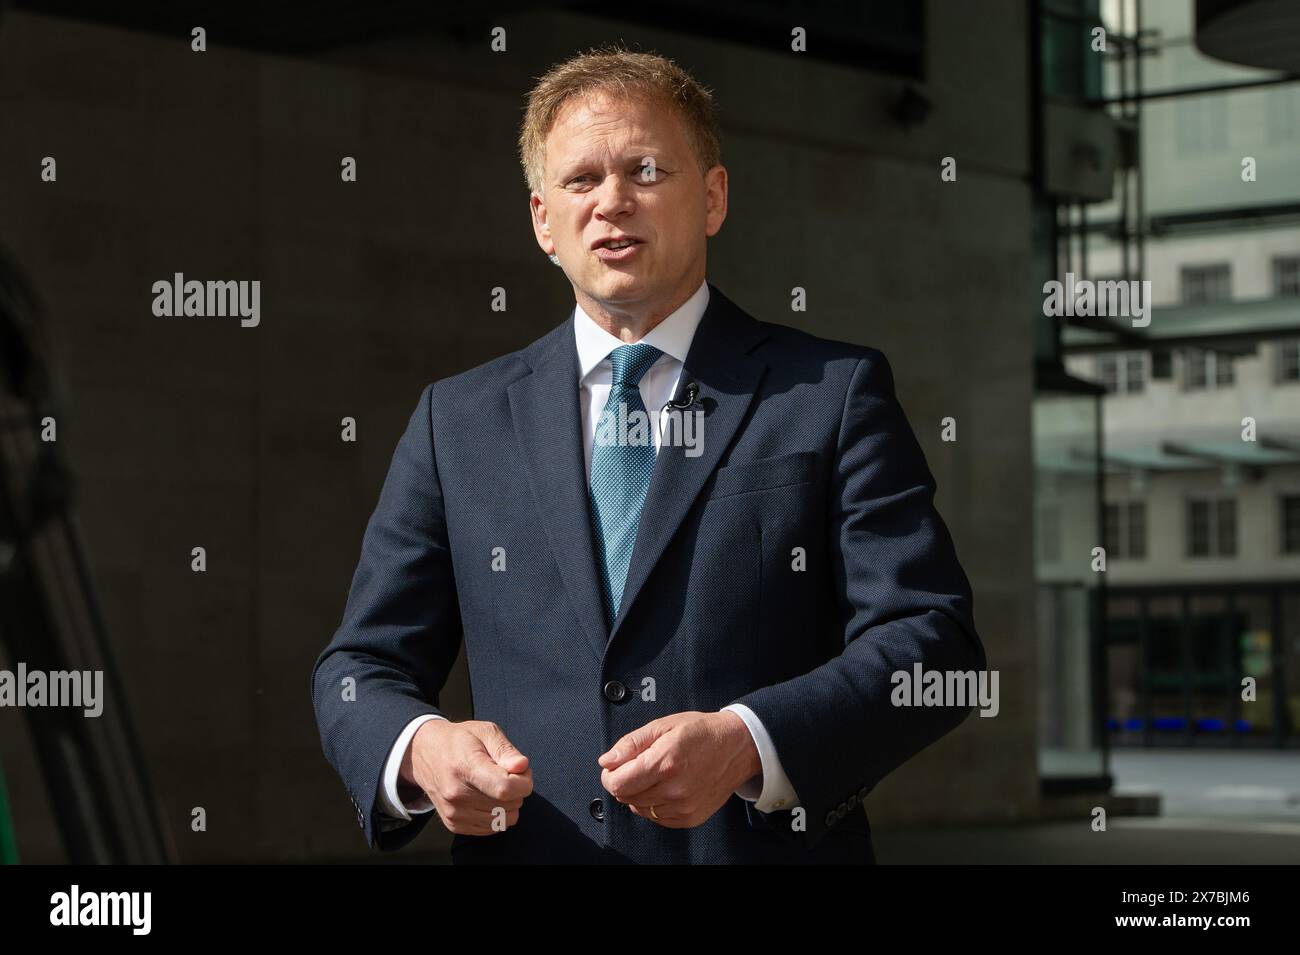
[576,277,702,343]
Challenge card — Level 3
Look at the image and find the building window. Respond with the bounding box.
[1124,353,1145,393]
[1266,88,1300,145]
[1184,347,1234,390]
[1105,500,1146,559]
[1176,96,1228,154]
[1274,256,1300,298]
[1181,263,1232,305]
[1187,497,1237,557]
[1038,502,1061,564]
[1217,498,1237,555]
[1278,340,1300,383]
[1127,501,1147,558]
[1097,354,1118,393]
[1216,353,1234,387]
[1283,496,1300,554]
[1095,352,1146,394]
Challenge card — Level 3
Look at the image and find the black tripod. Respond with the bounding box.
[0,242,172,863]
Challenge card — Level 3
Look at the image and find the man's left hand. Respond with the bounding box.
[597,711,761,827]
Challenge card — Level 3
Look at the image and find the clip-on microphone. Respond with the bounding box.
[662,380,700,413]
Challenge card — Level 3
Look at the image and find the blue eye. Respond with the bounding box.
[566,167,661,187]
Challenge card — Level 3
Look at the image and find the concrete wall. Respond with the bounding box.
[0,2,1040,861]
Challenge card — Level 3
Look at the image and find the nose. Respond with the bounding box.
[593,172,636,220]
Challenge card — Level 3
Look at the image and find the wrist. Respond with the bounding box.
[399,717,450,788]
[717,710,762,789]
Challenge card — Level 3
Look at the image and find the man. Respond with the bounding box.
[311,47,985,864]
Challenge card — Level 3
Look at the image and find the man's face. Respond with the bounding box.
[530,91,727,326]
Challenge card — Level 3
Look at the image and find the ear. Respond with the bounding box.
[703,164,728,238]
[530,193,555,255]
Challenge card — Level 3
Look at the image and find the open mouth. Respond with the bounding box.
[593,238,644,261]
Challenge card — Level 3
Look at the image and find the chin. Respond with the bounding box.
[592,275,646,300]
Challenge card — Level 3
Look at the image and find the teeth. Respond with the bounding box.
[603,239,635,249]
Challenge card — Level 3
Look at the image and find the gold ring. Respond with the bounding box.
[650,804,660,819]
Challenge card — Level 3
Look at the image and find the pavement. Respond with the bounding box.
[379,749,1300,864]
[875,748,1300,864]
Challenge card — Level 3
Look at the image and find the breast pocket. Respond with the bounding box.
[705,451,817,501]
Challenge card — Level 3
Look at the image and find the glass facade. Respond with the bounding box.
[1106,586,1298,747]
[1055,0,1300,754]
[1034,391,1107,780]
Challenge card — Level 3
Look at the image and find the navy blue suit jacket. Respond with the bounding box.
[311,282,985,864]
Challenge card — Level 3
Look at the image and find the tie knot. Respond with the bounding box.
[607,342,662,387]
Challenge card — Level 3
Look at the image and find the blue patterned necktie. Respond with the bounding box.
[589,342,663,627]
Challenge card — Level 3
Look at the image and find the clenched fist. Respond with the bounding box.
[399,719,533,835]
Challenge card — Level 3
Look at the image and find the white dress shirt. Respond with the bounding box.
[378,279,800,822]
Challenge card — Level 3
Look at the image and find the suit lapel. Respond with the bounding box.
[609,284,770,643]
[508,285,771,659]
[508,318,609,662]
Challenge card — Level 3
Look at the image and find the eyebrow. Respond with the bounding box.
[556,151,669,179]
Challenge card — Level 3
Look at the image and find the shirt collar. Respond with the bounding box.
[573,280,709,381]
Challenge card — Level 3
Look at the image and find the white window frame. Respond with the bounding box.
[1183,347,1234,390]
[1186,494,1237,558]
[1095,351,1146,394]
[1281,493,1300,555]
[1274,256,1300,298]
[1180,263,1232,305]
[1275,339,1300,384]
[1105,499,1146,560]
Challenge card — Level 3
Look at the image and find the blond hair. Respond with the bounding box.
[517,45,722,195]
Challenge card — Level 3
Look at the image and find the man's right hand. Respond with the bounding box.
[399,719,533,835]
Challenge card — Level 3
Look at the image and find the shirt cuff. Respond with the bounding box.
[379,714,448,820]
[720,703,800,813]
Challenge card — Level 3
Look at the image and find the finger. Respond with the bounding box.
[461,749,532,805]
[615,778,675,807]
[479,723,531,775]
[440,802,521,835]
[627,801,681,826]
[598,719,666,770]
[603,735,674,799]
[437,775,522,814]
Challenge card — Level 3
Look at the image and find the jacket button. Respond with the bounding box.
[857,785,869,799]
[825,810,837,827]
[589,798,605,821]
[603,680,627,703]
